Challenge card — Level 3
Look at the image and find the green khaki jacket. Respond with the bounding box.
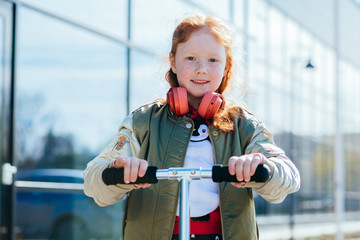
[84,101,300,240]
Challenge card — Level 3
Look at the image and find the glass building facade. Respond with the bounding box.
[0,0,359,239]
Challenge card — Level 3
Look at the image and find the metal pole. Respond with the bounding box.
[179,177,190,240]
[334,0,344,239]
[289,58,296,240]
[242,0,250,105]
[154,168,214,239]
[126,0,131,115]
[8,2,19,240]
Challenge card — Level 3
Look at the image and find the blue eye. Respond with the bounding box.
[209,58,217,62]
[187,56,195,61]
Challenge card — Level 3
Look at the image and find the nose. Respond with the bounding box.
[196,60,208,75]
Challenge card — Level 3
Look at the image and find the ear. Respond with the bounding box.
[169,53,177,74]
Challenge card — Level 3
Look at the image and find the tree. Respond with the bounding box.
[38,129,75,169]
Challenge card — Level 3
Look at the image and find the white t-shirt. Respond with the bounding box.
[176,120,219,217]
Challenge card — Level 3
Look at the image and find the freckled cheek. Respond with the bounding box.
[209,65,226,78]
[176,65,192,82]
[179,64,194,74]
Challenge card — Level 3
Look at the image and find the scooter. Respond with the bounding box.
[102,164,269,240]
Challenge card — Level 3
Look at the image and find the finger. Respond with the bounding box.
[250,154,262,176]
[235,158,244,182]
[231,182,246,188]
[134,183,151,189]
[243,156,252,182]
[140,183,151,188]
[123,158,131,184]
[130,159,140,183]
[228,156,237,175]
[114,157,126,168]
[258,153,265,164]
[138,160,148,178]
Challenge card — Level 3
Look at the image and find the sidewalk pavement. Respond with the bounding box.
[257,212,360,240]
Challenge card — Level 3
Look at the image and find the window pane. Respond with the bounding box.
[15,8,126,240]
[284,19,300,70]
[27,0,128,38]
[132,0,200,56]
[233,0,245,29]
[16,8,128,170]
[190,0,231,20]
[249,0,266,60]
[269,7,283,69]
[130,50,167,111]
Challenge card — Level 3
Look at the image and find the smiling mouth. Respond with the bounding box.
[192,80,209,84]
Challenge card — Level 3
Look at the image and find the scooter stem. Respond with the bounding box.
[179,176,190,240]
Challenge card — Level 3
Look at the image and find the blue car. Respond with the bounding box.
[16,169,125,240]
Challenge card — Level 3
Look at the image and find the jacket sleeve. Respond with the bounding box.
[83,114,141,207]
[243,123,301,203]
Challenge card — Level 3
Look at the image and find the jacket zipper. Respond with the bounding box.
[208,126,225,240]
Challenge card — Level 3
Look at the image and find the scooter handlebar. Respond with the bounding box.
[102,164,269,185]
[211,164,270,183]
[102,166,159,185]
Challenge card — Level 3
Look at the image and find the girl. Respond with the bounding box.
[84,15,300,240]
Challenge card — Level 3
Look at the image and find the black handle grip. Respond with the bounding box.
[102,165,270,185]
[212,164,270,183]
[102,166,158,185]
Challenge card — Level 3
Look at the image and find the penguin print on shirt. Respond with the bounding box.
[190,119,209,142]
[177,118,219,217]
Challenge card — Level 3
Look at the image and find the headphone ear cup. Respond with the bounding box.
[167,89,175,112]
[166,87,189,115]
[198,92,224,119]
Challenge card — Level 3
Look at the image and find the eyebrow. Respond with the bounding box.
[184,52,224,59]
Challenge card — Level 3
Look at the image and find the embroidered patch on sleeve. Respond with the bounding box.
[257,141,284,154]
[113,135,128,151]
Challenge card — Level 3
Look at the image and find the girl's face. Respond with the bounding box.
[170,27,228,108]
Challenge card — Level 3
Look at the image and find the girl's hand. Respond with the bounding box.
[228,153,265,188]
[112,157,151,188]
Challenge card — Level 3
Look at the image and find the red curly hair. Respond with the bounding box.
[165,16,241,133]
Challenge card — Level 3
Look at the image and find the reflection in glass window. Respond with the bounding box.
[130,50,168,111]
[15,6,127,240]
[26,0,128,39]
[267,87,287,133]
[132,0,198,56]
[269,67,283,89]
[248,78,267,123]
[284,19,300,72]
[16,8,127,171]
[269,7,283,69]
[190,0,231,20]
[248,0,266,41]
[15,168,126,239]
[228,46,247,106]
[342,62,360,210]
[233,0,245,29]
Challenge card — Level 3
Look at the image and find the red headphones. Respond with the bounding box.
[166,87,225,119]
